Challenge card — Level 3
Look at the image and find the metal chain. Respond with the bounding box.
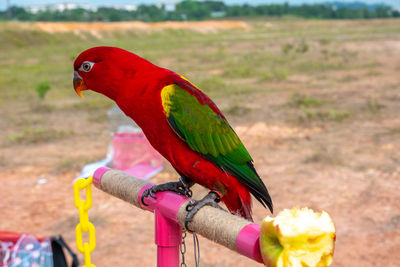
[180,231,201,267]
[193,232,200,267]
[180,177,199,266]
[180,231,187,267]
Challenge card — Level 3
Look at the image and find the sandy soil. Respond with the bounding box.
[7,20,249,35]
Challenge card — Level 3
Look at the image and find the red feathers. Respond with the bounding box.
[74,47,272,220]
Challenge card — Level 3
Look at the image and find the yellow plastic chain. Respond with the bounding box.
[74,176,96,267]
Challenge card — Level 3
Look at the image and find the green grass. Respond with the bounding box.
[304,148,343,165]
[29,102,55,113]
[288,93,353,123]
[289,93,322,108]
[0,155,5,167]
[55,156,101,173]
[308,109,351,121]
[0,19,394,103]
[35,81,52,99]
[197,75,227,93]
[364,99,385,114]
[88,113,108,123]
[222,104,251,116]
[6,128,74,144]
[340,74,358,82]
[365,69,382,76]
[0,19,398,143]
[295,108,352,124]
[326,109,352,121]
[259,68,288,82]
[66,96,114,111]
[376,127,400,137]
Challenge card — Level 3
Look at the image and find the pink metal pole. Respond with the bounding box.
[155,209,181,267]
[138,183,188,267]
[236,224,263,263]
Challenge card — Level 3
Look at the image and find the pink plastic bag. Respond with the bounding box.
[112,132,163,179]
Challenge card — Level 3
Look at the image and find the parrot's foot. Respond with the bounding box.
[141,177,194,206]
[185,191,225,232]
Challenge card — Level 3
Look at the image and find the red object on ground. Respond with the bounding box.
[0,231,46,243]
[0,231,53,267]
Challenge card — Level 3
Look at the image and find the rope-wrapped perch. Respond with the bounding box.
[93,167,263,263]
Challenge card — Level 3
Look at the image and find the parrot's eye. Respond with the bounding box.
[79,61,94,72]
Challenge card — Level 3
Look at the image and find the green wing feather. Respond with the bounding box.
[161,83,273,212]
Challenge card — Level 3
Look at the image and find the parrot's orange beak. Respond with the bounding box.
[73,71,87,98]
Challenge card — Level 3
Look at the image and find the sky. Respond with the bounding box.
[1,0,399,10]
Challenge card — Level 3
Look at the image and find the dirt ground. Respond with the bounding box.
[33,20,249,33]
[1,19,400,266]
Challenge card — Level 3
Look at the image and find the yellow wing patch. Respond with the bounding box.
[160,84,177,117]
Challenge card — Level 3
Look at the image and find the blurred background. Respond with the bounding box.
[0,0,399,266]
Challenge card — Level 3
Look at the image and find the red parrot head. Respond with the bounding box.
[73,46,153,99]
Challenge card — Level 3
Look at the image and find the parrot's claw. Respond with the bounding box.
[185,191,225,232]
[141,188,157,206]
[140,177,194,206]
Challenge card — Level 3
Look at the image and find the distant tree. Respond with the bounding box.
[226,5,242,17]
[136,4,166,22]
[9,6,30,20]
[203,1,226,12]
[175,0,211,20]
[374,6,391,18]
[1,1,399,22]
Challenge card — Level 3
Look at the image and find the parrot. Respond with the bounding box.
[73,46,272,228]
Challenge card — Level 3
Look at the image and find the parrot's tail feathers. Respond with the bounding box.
[222,187,253,221]
[239,198,253,222]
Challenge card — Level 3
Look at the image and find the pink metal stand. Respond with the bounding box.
[93,167,264,266]
[138,183,189,267]
[155,209,181,267]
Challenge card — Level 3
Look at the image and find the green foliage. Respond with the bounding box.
[1,2,399,22]
[282,41,308,55]
[259,69,288,82]
[364,99,385,114]
[327,109,351,121]
[175,0,211,20]
[296,42,309,53]
[223,104,251,116]
[35,81,51,99]
[340,74,358,82]
[6,128,73,144]
[289,94,351,123]
[289,94,321,108]
[30,102,54,113]
[55,156,100,173]
[223,64,253,78]
[282,43,294,55]
[0,155,4,167]
[197,75,226,93]
[319,38,331,46]
[67,97,114,111]
[297,109,351,123]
